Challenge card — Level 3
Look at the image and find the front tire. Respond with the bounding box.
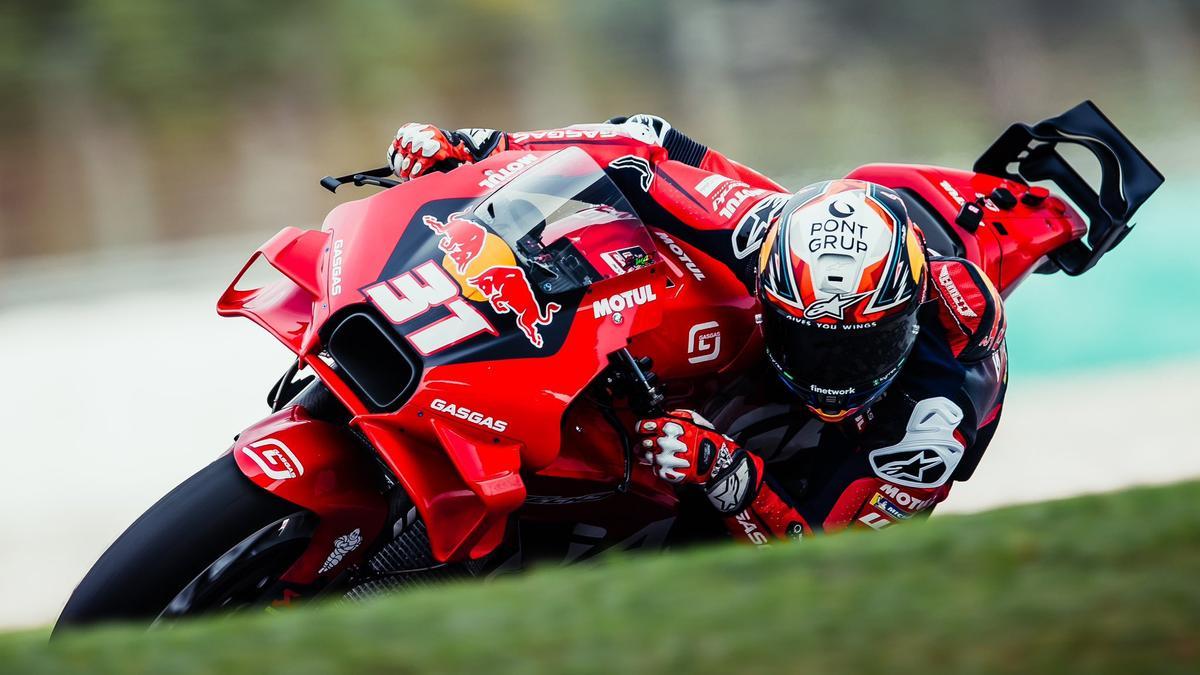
[56,452,309,630]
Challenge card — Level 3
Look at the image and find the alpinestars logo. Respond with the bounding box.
[802,290,872,320]
[873,450,943,483]
[706,456,752,514]
[732,194,788,259]
[868,397,965,489]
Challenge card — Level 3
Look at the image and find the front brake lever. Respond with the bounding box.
[320,166,401,193]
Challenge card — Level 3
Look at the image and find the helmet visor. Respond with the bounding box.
[763,307,919,413]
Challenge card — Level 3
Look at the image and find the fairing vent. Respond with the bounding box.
[324,310,421,412]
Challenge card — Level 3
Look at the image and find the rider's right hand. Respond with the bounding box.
[387,123,472,181]
[386,123,507,181]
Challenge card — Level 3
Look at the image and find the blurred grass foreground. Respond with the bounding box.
[4,480,1198,674]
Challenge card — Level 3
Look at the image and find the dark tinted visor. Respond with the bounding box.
[763,306,919,410]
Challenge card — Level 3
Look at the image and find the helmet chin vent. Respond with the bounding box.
[815,253,859,294]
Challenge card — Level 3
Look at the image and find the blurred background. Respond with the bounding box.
[0,0,1197,628]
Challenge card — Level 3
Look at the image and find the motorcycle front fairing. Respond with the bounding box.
[220,148,668,563]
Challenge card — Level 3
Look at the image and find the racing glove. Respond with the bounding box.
[636,410,765,514]
[387,123,507,181]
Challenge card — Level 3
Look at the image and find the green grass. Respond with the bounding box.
[3,482,1198,674]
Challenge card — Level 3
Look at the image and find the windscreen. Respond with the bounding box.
[471,147,659,294]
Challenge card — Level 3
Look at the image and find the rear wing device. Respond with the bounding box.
[974,100,1164,275]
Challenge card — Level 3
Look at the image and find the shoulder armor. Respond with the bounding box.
[929,257,1006,362]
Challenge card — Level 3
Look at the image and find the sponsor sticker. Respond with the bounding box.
[937,264,978,318]
[330,239,344,296]
[424,213,488,274]
[653,230,705,281]
[430,398,509,433]
[687,321,721,364]
[694,174,728,198]
[477,153,539,189]
[468,265,561,348]
[318,528,363,574]
[241,438,304,481]
[592,284,657,319]
[599,246,652,275]
[869,493,911,520]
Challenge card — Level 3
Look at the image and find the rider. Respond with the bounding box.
[385,116,1008,543]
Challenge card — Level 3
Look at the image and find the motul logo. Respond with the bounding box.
[592,284,657,318]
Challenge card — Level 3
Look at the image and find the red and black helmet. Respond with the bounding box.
[756,179,928,422]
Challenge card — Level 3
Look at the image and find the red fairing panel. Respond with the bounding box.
[846,164,1087,294]
[231,406,389,583]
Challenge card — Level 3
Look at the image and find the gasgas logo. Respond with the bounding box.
[430,398,509,432]
[330,239,344,296]
[240,438,304,481]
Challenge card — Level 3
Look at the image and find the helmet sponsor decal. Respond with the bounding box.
[801,290,872,321]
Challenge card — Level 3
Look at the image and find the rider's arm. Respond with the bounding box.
[504,114,787,192]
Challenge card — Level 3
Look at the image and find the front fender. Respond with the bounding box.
[232,406,389,584]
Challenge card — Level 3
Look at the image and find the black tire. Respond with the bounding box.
[55,452,307,631]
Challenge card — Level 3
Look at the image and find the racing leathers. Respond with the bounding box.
[390,115,1008,544]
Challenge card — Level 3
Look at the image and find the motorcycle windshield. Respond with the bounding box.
[471,147,660,294]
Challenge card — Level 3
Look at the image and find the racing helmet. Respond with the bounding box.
[756,179,928,422]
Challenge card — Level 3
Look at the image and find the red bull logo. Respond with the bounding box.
[468,266,561,348]
[424,212,487,274]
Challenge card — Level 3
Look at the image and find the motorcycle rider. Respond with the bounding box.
[385,115,1007,543]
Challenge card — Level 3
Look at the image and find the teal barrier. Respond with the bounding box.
[1005,179,1198,374]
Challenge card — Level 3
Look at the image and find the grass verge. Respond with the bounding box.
[3,481,1198,674]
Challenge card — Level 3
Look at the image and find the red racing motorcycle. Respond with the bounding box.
[58,101,1161,627]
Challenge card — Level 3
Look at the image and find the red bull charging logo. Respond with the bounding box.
[468,266,561,348]
[424,212,488,274]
